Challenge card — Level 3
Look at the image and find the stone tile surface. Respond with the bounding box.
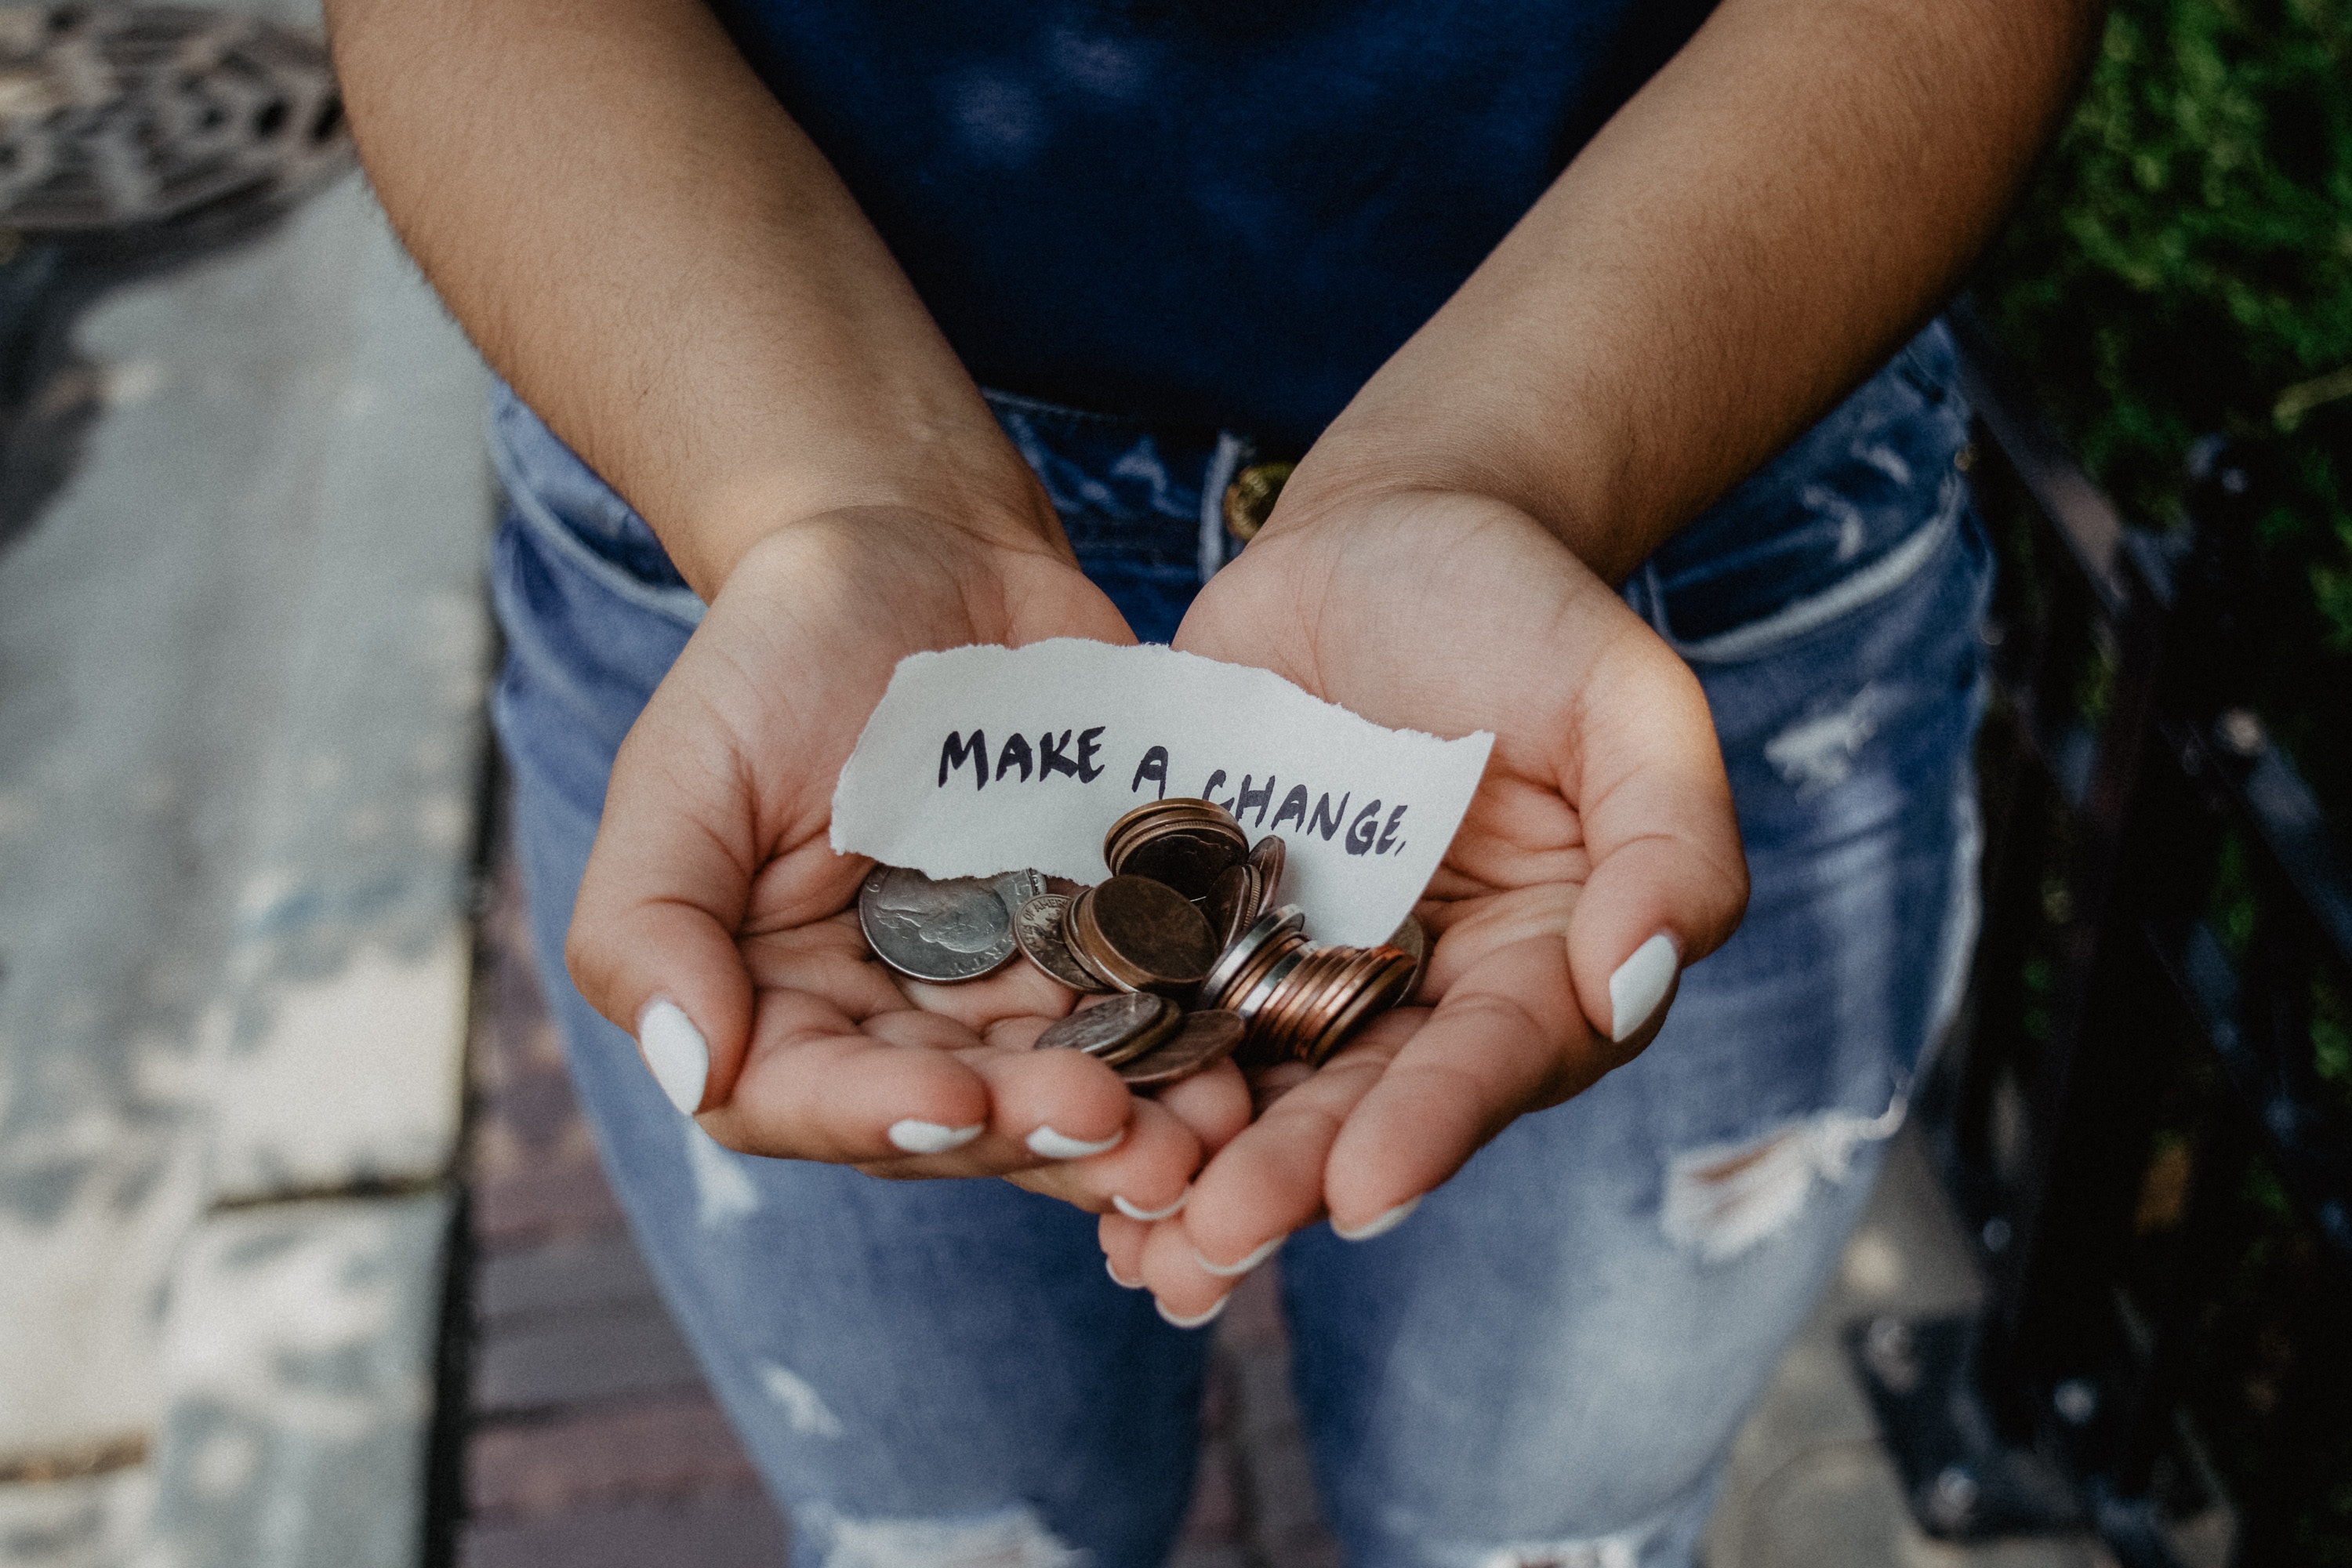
[0,1472,153,1568]
[459,1491,787,1568]
[0,0,489,1483]
[466,1398,758,1520]
[142,1192,452,1568]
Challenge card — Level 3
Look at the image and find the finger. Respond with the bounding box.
[902,957,1077,1036]
[963,1035,1140,1163]
[1562,630,1748,1045]
[1098,1210,1149,1289]
[1138,1216,1245,1328]
[1145,1059,1254,1155]
[1174,1012,1414,1265]
[1005,1096,1202,1216]
[702,990,1000,1162]
[1322,938,1593,1226]
[566,703,770,1117]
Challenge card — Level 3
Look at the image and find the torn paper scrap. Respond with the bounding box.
[829,639,1494,947]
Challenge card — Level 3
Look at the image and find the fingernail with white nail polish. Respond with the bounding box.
[887,1120,984,1155]
[1334,1196,1421,1242]
[1196,1236,1282,1278]
[1112,1188,1191,1222]
[1608,932,1681,1042]
[1157,1294,1229,1329]
[637,1000,708,1116]
[1106,1257,1144,1290]
[1027,1125,1125,1160]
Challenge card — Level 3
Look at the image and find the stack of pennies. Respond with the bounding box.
[1201,904,1426,1067]
[853,797,1424,1091]
[1102,799,1250,898]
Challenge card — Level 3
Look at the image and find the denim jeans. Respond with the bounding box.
[486,321,1990,1568]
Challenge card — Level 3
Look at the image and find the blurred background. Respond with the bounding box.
[0,0,2342,1564]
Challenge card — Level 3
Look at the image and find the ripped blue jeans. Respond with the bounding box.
[487,321,1991,1568]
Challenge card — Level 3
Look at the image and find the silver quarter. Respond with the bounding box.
[858,864,1017,982]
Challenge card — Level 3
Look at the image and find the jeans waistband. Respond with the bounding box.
[488,318,1970,658]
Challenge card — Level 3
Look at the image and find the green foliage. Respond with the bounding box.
[1975,0,2352,808]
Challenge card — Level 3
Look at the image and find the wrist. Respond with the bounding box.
[1269,397,1654,588]
[668,463,1065,601]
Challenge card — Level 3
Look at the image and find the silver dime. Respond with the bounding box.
[1034,992,1169,1059]
[994,868,1048,916]
[1202,904,1306,1007]
[858,864,1017,982]
[1012,894,1115,994]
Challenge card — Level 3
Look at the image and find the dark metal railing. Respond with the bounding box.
[1848,300,2352,1568]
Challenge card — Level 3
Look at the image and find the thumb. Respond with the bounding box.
[1562,641,1748,1051]
[564,702,771,1118]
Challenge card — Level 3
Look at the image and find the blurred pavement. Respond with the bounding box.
[0,0,493,1555]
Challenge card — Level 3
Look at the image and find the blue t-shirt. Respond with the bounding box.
[710,0,1719,448]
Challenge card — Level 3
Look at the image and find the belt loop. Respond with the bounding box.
[1200,430,1249,584]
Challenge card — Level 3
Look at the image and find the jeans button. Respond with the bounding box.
[1222,462,1293,542]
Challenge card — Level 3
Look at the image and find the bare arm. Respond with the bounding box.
[1279,0,2105,580]
[328,0,1051,594]
[1130,0,2103,1314]
[329,0,1236,1207]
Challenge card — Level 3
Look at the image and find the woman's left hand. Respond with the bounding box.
[1102,487,1750,1321]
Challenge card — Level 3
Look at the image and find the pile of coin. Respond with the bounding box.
[855,798,1423,1091]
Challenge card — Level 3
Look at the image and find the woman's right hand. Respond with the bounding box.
[564,507,1250,1216]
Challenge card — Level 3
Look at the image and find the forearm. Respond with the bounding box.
[1280,0,2103,582]
[328,0,1050,596]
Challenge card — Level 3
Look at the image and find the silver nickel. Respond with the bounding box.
[1012,895,1115,994]
[858,864,1017,982]
[1034,992,1169,1058]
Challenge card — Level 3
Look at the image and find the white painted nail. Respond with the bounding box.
[1608,932,1681,1042]
[1026,1124,1125,1160]
[637,999,708,1116]
[1105,1257,1144,1290]
[887,1120,984,1155]
[1156,1294,1229,1330]
[1333,1196,1422,1242]
[1112,1188,1192,1222]
[1195,1235,1282,1278]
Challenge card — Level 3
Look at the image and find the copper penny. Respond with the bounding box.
[1011,894,1114,994]
[1388,913,1428,1001]
[1246,834,1287,916]
[1060,886,1132,992]
[1112,824,1248,901]
[1204,862,1264,952]
[1076,874,1216,994]
[1119,1009,1245,1089]
[1302,949,1419,1066]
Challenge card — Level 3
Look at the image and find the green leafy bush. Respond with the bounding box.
[1974,0,2352,808]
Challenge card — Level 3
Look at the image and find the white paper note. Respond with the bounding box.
[830,640,1494,946]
